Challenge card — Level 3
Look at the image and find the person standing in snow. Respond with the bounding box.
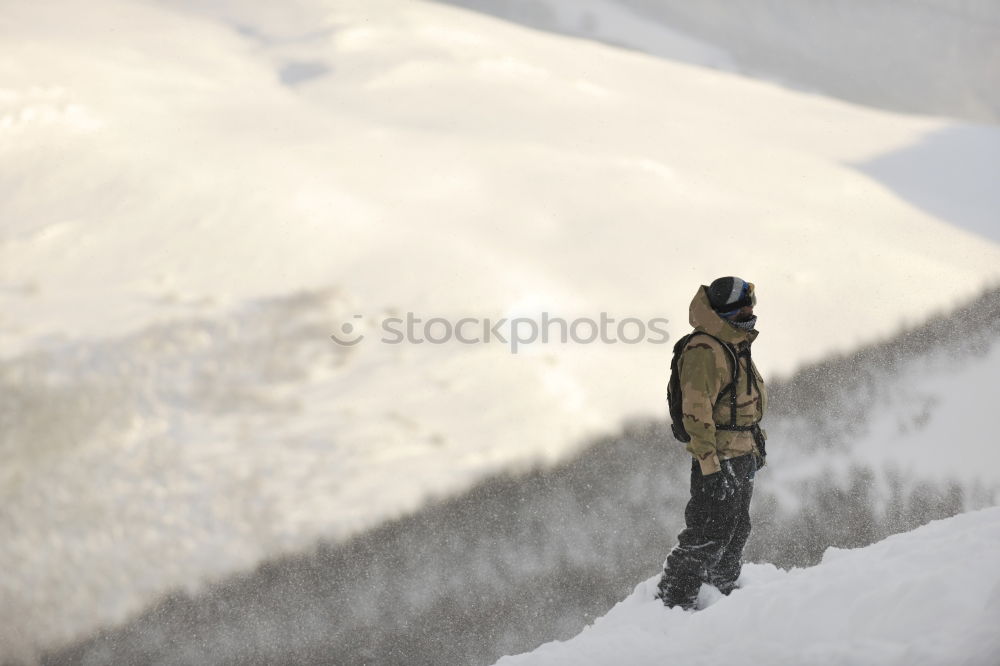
[657,277,768,610]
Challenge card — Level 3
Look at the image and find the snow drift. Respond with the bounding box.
[496,507,1000,666]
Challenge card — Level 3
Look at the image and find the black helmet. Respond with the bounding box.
[708,277,755,316]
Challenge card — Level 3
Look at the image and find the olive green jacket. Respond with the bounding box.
[679,286,767,475]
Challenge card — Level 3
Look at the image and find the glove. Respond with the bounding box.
[701,460,737,502]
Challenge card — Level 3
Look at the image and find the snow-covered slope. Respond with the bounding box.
[432,0,738,70]
[759,287,1000,508]
[496,507,1000,666]
[3,0,1000,661]
[437,0,1000,124]
[770,336,1000,495]
[4,0,1000,371]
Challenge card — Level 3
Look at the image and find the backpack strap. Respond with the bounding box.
[719,339,739,428]
[716,342,762,432]
[686,333,760,431]
[683,332,736,421]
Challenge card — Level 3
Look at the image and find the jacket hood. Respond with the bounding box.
[689,286,758,345]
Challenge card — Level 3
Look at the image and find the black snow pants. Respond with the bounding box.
[657,453,757,608]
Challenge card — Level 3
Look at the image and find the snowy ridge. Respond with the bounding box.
[496,507,1000,666]
[436,0,1000,124]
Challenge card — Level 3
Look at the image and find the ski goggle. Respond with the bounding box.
[719,281,756,316]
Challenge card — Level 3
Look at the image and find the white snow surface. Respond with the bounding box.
[3,0,1000,659]
[496,507,1000,666]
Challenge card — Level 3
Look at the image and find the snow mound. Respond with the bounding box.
[496,507,1000,666]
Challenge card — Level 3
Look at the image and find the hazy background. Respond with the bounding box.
[1,1,998,664]
[437,0,1000,123]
